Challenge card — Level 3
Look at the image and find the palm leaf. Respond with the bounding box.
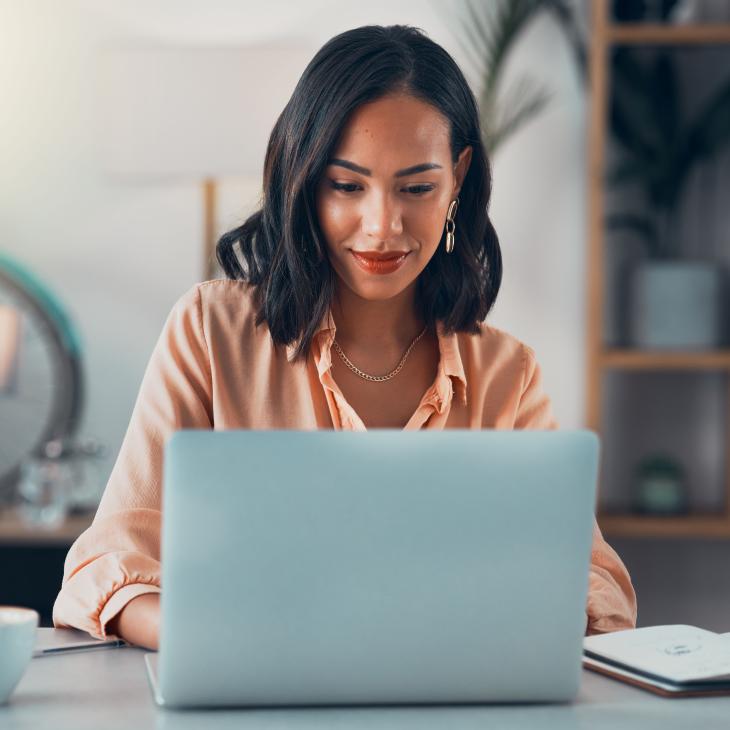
[456,8,491,80]
[686,77,730,159]
[610,49,663,159]
[648,78,730,213]
[607,158,649,187]
[651,53,680,147]
[461,1,537,90]
[613,0,681,21]
[485,77,552,153]
[540,0,588,83]
[605,213,659,257]
[456,0,550,155]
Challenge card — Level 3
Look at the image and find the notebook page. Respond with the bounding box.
[583,625,730,684]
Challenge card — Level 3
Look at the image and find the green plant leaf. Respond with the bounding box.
[651,53,680,146]
[660,0,682,20]
[605,213,659,257]
[539,0,588,83]
[606,158,648,187]
[451,0,588,154]
[486,77,552,153]
[610,49,663,160]
[686,77,730,160]
[643,76,730,212]
[456,7,490,81]
[458,0,545,153]
[613,0,681,22]
[474,0,539,99]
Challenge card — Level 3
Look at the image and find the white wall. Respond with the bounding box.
[1,1,588,491]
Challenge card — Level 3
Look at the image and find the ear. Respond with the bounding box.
[452,146,472,198]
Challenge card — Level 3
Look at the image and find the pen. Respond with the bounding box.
[33,638,128,658]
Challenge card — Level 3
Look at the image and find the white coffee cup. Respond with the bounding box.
[0,606,39,704]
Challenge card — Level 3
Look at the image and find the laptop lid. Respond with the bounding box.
[157,429,599,708]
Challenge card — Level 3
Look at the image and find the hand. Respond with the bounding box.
[107,593,160,651]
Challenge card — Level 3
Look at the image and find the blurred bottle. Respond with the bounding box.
[14,437,105,529]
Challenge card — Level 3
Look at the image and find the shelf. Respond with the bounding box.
[598,513,730,539]
[586,2,730,540]
[601,349,730,371]
[609,23,730,45]
[0,511,93,546]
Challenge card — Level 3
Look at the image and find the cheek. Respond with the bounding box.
[317,196,355,242]
[408,203,447,248]
[316,192,449,250]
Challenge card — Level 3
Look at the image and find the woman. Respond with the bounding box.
[53,25,636,650]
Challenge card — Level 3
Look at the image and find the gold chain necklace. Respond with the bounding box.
[332,326,427,382]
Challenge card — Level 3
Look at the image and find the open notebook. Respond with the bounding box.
[583,625,730,697]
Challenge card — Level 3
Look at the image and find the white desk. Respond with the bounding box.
[2,629,730,730]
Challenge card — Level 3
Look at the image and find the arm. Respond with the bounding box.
[585,521,637,634]
[514,345,637,634]
[53,285,213,644]
[106,593,160,650]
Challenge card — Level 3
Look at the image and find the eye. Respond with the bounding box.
[403,184,434,195]
[328,181,435,195]
[330,181,361,193]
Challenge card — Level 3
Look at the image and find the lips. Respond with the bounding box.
[350,250,410,275]
[351,250,410,261]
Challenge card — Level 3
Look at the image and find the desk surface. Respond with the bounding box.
[3,629,730,730]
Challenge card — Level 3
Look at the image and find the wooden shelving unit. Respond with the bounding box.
[0,510,93,546]
[599,514,730,539]
[602,350,730,371]
[609,23,730,45]
[587,1,730,539]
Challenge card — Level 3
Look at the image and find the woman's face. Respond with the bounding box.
[315,93,472,302]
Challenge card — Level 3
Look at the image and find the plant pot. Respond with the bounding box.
[629,261,724,349]
[631,455,688,516]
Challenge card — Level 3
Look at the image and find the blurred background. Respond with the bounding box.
[1,0,729,629]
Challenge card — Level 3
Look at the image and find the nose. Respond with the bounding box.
[361,191,403,241]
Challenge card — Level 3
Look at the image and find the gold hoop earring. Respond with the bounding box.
[445,197,459,254]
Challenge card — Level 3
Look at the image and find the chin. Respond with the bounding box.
[332,269,404,299]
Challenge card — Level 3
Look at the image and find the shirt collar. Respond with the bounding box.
[286,310,468,407]
[285,307,336,364]
[434,320,468,407]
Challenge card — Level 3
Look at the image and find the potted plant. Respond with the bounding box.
[606,45,730,349]
[454,1,730,348]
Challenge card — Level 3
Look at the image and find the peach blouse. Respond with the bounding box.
[53,279,637,639]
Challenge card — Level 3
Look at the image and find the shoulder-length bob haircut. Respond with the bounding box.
[217,24,502,363]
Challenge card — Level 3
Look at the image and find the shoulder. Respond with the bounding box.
[171,279,273,356]
[175,278,256,312]
[459,322,555,428]
[458,320,537,377]
[172,279,259,328]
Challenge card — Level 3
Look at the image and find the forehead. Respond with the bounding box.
[332,93,451,168]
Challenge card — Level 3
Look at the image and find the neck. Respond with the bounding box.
[331,280,426,355]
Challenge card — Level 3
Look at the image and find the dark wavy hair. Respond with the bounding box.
[216,24,502,363]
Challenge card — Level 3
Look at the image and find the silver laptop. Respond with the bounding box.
[145,429,599,708]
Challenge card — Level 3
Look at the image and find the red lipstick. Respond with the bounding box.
[350,250,410,275]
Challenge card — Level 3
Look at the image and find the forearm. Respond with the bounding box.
[586,525,637,634]
[107,593,161,650]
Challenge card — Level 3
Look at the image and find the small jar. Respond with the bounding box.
[14,439,83,529]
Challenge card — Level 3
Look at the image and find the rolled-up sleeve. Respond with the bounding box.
[515,345,637,634]
[53,284,212,639]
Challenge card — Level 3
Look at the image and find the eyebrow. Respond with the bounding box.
[327,158,443,177]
